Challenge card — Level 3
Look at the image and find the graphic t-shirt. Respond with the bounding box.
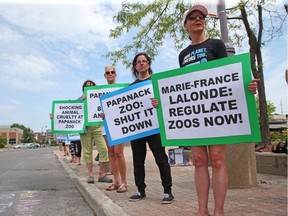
[178,38,227,67]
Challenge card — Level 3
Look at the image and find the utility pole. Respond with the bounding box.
[217,0,235,56]
[217,0,257,189]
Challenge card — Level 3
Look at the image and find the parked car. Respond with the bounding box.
[34,143,41,148]
[19,143,30,149]
[12,144,22,149]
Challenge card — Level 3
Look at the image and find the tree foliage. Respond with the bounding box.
[0,136,6,148]
[11,123,35,143]
[255,96,276,118]
[106,0,287,145]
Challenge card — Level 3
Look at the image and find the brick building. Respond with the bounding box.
[0,125,23,145]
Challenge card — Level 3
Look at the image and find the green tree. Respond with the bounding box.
[255,96,276,119]
[11,123,35,143]
[105,0,287,146]
[0,136,6,148]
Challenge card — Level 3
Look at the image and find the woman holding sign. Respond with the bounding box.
[103,66,127,193]
[152,4,259,216]
[128,53,174,204]
[180,5,228,216]
[152,4,258,216]
[80,80,112,184]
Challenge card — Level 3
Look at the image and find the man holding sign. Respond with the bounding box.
[152,5,259,216]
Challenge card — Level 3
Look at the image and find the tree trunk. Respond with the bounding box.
[240,3,271,146]
[256,65,271,146]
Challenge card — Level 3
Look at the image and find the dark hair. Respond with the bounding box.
[82,80,96,92]
[132,52,153,78]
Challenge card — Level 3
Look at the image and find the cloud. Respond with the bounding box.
[0,53,58,90]
[0,100,20,111]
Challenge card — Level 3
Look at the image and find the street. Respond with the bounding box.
[0,147,95,216]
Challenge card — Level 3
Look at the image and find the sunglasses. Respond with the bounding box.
[105,71,115,75]
[187,14,206,21]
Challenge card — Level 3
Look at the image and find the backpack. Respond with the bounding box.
[272,141,287,154]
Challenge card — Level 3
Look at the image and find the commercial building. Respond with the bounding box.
[0,125,23,145]
[269,114,287,131]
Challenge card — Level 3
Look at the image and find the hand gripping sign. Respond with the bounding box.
[100,80,159,146]
[84,84,129,126]
[51,100,85,134]
[151,53,261,147]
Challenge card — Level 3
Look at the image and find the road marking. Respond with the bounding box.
[0,161,24,178]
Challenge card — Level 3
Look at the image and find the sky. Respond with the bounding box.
[0,0,287,133]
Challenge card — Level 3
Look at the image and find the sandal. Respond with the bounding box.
[105,172,113,176]
[106,184,120,191]
[117,184,127,193]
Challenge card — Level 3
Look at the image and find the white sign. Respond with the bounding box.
[67,133,80,141]
[52,100,85,134]
[157,63,250,140]
[100,80,159,146]
[84,84,128,126]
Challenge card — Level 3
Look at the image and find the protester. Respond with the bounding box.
[63,141,70,159]
[80,80,112,184]
[69,141,77,163]
[151,4,259,215]
[102,65,127,193]
[72,139,82,165]
[49,115,70,159]
[128,52,174,204]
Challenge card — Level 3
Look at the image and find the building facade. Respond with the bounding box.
[34,129,55,144]
[0,125,23,145]
[269,114,287,131]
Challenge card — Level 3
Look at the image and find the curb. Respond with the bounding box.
[54,151,129,216]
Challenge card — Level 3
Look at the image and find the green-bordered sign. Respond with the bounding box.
[84,84,129,126]
[151,53,261,146]
[51,100,85,134]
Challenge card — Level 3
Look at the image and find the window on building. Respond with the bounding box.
[9,139,16,144]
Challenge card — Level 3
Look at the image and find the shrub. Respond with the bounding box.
[270,131,287,142]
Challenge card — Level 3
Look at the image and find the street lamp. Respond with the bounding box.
[217,0,257,189]
[41,126,47,143]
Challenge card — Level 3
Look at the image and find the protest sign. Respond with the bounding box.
[67,133,80,141]
[55,134,66,142]
[84,84,129,126]
[51,100,85,134]
[151,53,261,146]
[100,80,159,146]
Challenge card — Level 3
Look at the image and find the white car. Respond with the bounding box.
[12,144,22,149]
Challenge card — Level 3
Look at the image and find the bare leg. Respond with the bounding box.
[78,156,81,165]
[86,163,93,177]
[209,145,227,216]
[192,146,210,216]
[104,136,119,184]
[99,162,110,177]
[115,144,126,185]
[109,146,120,184]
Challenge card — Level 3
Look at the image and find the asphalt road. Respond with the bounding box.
[0,147,95,216]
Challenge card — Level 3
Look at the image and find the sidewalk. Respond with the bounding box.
[54,146,287,216]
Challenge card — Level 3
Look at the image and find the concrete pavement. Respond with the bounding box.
[54,146,287,216]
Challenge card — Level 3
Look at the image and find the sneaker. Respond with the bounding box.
[98,175,113,183]
[87,176,94,184]
[129,192,146,201]
[162,193,174,204]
